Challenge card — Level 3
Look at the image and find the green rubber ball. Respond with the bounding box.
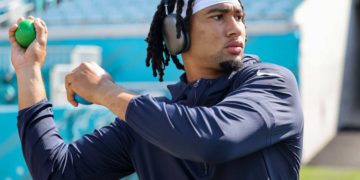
[15,19,36,48]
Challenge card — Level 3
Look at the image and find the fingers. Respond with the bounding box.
[33,18,48,46]
[17,17,25,23]
[39,19,48,34]
[65,73,78,107]
[66,83,79,107]
[9,17,24,48]
[8,24,18,45]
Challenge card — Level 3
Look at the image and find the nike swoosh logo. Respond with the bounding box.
[256,70,282,77]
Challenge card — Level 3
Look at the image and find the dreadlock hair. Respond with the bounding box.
[145,0,245,82]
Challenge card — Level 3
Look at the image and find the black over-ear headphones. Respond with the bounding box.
[162,0,191,55]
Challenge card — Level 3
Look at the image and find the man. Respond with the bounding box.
[10,0,303,179]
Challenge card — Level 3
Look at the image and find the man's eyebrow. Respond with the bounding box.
[206,7,243,14]
[206,8,229,14]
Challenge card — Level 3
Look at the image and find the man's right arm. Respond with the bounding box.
[9,17,47,110]
[11,17,134,179]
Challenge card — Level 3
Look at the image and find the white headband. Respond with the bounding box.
[181,0,241,17]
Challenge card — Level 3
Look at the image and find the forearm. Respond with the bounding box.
[16,65,46,110]
[101,84,136,120]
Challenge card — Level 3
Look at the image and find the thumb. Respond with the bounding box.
[8,24,23,51]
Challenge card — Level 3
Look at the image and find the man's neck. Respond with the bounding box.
[183,62,225,83]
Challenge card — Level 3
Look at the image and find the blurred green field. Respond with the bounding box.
[300,166,360,180]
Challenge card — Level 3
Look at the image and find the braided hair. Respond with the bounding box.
[145,0,245,82]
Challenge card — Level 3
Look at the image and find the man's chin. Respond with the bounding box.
[219,59,244,73]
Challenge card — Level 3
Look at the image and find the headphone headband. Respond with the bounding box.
[164,0,169,15]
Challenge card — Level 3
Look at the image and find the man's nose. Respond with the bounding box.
[225,17,243,38]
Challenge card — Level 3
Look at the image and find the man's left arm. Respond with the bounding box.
[102,65,302,163]
[70,63,302,163]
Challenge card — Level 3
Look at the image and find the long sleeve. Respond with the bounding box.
[17,99,134,180]
[125,63,303,163]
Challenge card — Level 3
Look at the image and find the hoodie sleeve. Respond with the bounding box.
[17,100,134,180]
[125,63,303,163]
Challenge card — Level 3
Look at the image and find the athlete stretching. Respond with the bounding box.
[10,0,303,179]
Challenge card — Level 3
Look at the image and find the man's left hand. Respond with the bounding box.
[65,62,115,107]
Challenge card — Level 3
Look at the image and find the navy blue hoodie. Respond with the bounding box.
[17,55,303,180]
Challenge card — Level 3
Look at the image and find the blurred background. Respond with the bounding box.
[0,0,359,179]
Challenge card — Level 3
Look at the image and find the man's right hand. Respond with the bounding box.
[9,16,48,110]
[9,16,48,72]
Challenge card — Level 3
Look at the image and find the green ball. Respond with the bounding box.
[15,19,36,48]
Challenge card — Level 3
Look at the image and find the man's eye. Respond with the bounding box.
[235,15,243,21]
[212,15,223,20]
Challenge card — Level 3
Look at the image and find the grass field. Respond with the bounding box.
[300,166,360,180]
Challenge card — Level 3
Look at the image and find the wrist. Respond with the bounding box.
[16,66,43,83]
[15,63,42,77]
[97,82,117,105]
[101,84,136,120]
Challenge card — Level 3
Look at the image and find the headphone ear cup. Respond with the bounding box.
[162,14,189,55]
[182,28,191,52]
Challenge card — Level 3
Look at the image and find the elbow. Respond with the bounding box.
[28,144,75,180]
[189,140,235,163]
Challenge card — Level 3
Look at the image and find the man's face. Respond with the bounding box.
[183,2,246,71]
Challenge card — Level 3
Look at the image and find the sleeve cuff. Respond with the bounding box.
[17,98,51,123]
[124,95,143,122]
[18,98,49,113]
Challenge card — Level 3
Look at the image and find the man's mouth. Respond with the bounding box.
[225,40,244,55]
